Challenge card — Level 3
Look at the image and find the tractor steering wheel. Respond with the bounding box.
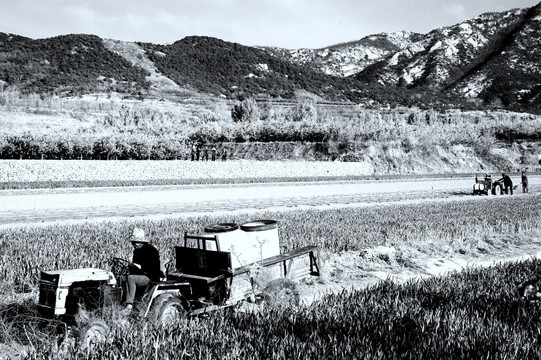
[111,257,132,278]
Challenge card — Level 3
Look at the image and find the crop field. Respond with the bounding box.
[2,86,541,358]
[1,193,541,358]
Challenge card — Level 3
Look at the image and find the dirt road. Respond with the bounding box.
[0,176,538,228]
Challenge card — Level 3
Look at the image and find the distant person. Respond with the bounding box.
[190,143,196,161]
[484,173,492,188]
[196,143,201,161]
[521,171,529,193]
[203,146,209,161]
[222,150,227,161]
[496,173,513,195]
[211,146,216,161]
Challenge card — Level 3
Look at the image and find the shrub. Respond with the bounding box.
[289,99,318,122]
[231,97,260,123]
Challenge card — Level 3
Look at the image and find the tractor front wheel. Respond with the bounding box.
[77,319,109,349]
[149,293,188,325]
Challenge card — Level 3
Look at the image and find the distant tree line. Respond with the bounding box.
[2,100,539,160]
[0,132,183,160]
[0,122,339,160]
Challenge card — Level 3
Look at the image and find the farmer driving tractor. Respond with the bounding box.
[121,227,162,315]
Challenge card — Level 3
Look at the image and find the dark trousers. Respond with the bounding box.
[124,274,150,305]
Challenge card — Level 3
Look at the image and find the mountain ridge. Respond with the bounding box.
[1,2,540,113]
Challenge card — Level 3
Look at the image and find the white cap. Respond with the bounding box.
[131,227,148,243]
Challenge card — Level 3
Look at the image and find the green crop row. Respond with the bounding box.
[6,258,541,359]
[1,195,539,288]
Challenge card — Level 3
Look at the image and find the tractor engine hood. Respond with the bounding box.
[40,268,117,287]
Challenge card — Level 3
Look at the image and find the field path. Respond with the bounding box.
[0,176,538,228]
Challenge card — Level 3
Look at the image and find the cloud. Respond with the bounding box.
[1,0,537,48]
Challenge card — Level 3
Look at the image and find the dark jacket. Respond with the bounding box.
[502,175,513,187]
[132,243,162,282]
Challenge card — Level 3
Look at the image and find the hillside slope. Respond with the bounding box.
[138,36,357,101]
[262,31,423,77]
[0,3,540,112]
[351,4,541,113]
[0,33,150,94]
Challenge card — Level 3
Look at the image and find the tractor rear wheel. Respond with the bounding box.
[493,184,502,195]
[149,293,188,325]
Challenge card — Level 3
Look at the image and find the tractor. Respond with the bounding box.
[472,174,505,195]
[36,220,320,344]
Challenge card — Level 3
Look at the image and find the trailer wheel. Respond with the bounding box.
[149,293,188,325]
[77,319,109,349]
[262,278,300,308]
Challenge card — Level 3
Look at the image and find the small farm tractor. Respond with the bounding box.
[472,174,507,195]
[37,220,320,342]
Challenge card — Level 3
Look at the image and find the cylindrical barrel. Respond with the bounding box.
[201,220,281,269]
[203,222,250,268]
[203,223,240,251]
[240,220,281,260]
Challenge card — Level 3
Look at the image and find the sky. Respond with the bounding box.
[1,0,539,49]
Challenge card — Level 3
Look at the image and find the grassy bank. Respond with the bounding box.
[1,94,540,168]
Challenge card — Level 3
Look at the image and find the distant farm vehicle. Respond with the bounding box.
[491,178,508,195]
[37,220,320,344]
[472,174,505,195]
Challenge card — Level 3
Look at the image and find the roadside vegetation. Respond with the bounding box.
[1,195,540,357]
[1,91,540,163]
